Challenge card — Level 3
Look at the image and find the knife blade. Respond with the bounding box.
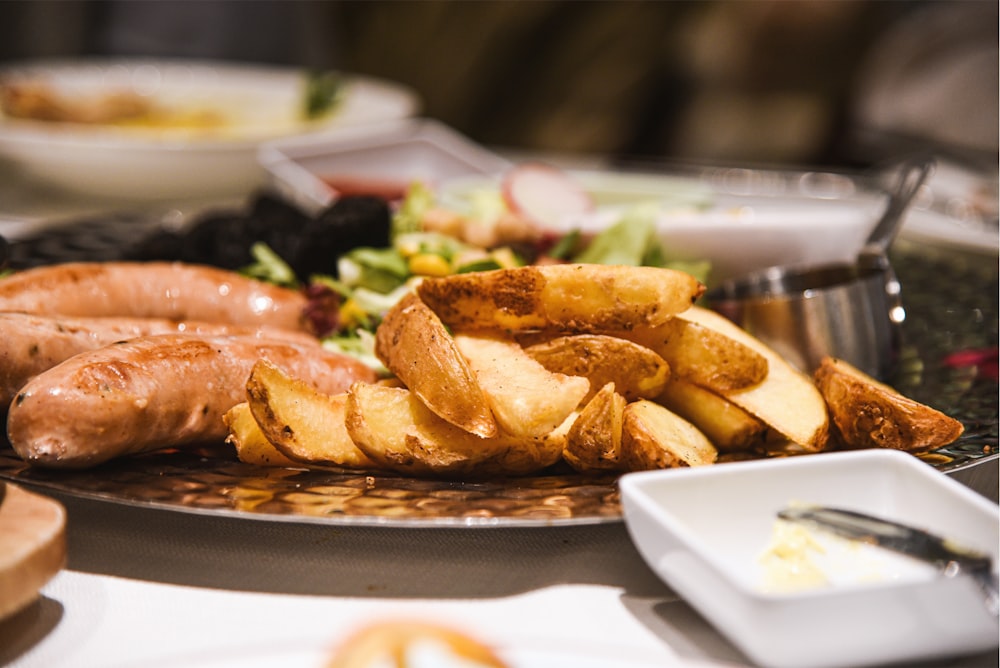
[779,506,998,617]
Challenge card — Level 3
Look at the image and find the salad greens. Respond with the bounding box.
[238,177,711,369]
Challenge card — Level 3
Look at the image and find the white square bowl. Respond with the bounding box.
[619,449,999,668]
[258,118,511,215]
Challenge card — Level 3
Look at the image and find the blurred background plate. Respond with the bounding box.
[0,58,420,200]
[439,166,887,288]
[898,160,999,254]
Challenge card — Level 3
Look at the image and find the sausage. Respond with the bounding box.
[7,334,377,468]
[0,312,320,408]
[0,261,309,330]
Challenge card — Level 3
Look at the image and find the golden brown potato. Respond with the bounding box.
[245,360,376,469]
[224,401,299,468]
[326,620,508,668]
[345,382,567,478]
[453,332,590,438]
[655,377,767,453]
[416,263,704,333]
[814,357,964,452]
[564,382,627,472]
[617,317,768,392]
[523,334,670,402]
[374,292,497,438]
[621,399,718,470]
[677,306,829,452]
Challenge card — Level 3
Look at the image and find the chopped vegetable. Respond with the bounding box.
[392,182,435,238]
[239,242,299,288]
[502,162,594,226]
[303,70,343,119]
[573,204,658,266]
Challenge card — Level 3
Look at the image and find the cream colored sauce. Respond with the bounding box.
[757,518,935,594]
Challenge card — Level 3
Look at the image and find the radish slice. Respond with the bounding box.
[501,163,594,227]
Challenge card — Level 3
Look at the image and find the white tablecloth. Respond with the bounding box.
[2,491,997,668]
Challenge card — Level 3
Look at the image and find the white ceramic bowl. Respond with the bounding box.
[0,59,420,200]
[259,118,512,215]
[440,167,886,287]
[620,449,999,668]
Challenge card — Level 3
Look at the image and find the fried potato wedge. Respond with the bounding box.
[245,359,376,469]
[622,399,718,470]
[224,401,299,468]
[678,306,829,451]
[328,620,508,668]
[523,334,670,402]
[655,377,767,453]
[617,317,769,392]
[453,332,590,438]
[416,263,704,333]
[564,382,627,472]
[375,292,497,438]
[814,357,964,452]
[345,382,567,478]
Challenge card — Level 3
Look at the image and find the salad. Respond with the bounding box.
[244,164,712,372]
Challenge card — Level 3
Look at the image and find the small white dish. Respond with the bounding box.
[439,167,885,287]
[620,449,1000,668]
[259,118,512,215]
[0,58,419,200]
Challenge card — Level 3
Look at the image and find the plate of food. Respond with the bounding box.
[0,58,420,200]
[0,169,994,528]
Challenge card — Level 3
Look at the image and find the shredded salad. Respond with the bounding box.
[242,174,712,372]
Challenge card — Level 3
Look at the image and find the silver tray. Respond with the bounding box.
[0,221,996,527]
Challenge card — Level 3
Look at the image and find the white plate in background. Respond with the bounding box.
[440,167,886,287]
[0,59,420,201]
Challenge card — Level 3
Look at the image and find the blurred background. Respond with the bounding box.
[0,0,996,171]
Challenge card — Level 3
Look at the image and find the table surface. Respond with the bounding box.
[1,160,998,668]
[3,490,998,668]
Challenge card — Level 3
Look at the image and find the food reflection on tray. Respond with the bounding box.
[0,166,995,524]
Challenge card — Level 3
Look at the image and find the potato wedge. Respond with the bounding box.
[621,399,718,470]
[328,621,508,668]
[564,382,627,472]
[345,382,567,478]
[523,334,669,402]
[814,357,964,452]
[416,263,704,333]
[245,359,376,469]
[655,377,767,453]
[374,292,497,438]
[453,332,590,438]
[677,306,829,451]
[617,317,768,392]
[224,402,299,467]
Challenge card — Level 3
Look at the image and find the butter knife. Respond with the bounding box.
[778,506,999,617]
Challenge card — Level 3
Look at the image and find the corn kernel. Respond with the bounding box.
[408,253,452,277]
[339,299,370,329]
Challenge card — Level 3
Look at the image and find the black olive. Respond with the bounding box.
[291,196,391,280]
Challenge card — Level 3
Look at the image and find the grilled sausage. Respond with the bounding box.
[0,261,309,330]
[7,334,376,468]
[0,312,320,408]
